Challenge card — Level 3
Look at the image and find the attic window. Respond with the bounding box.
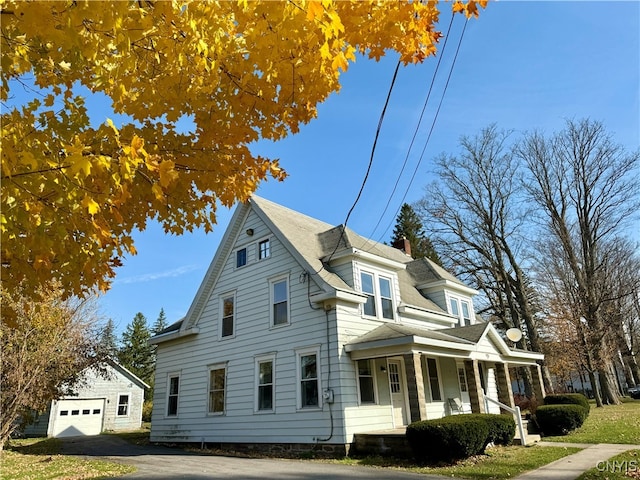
[258,239,270,260]
[236,248,247,268]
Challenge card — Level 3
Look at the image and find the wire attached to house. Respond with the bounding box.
[324,60,402,266]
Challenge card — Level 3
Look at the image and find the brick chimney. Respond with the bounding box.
[392,237,412,257]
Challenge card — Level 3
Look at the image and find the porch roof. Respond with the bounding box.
[345,322,544,365]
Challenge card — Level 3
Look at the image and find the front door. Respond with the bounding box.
[388,360,408,426]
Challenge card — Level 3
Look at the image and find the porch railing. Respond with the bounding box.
[484,396,527,446]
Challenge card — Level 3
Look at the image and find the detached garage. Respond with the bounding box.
[22,360,148,438]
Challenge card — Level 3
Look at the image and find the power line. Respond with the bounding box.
[366,12,456,242]
[376,17,470,245]
[324,59,402,264]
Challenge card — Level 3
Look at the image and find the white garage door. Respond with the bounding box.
[52,399,104,438]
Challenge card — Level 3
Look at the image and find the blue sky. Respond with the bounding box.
[84,2,639,332]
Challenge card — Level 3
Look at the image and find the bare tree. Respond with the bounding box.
[416,125,553,397]
[518,118,640,406]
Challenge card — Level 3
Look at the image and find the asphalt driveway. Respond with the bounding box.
[60,435,446,479]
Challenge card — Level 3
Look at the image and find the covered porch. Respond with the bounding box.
[345,322,546,426]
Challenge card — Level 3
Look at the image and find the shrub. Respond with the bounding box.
[142,400,153,423]
[406,415,489,463]
[477,414,516,446]
[535,404,587,436]
[543,394,590,416]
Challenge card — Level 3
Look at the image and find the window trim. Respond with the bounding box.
[166,372,180,417]
[424,357,444,402]
[258,238,271,261]
[296,346,321,410]
[457,364,469,393]
[219,291,236,339]
[356,359,377,405]
[207,363,227,416]
[236,247,248,269]
[116,393,130,417]
[254,353,276,413]
[269,274,290,328]
[447,293,474,326]
[358,268,397,321]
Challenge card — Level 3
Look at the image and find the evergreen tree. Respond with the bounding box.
[391,203,442,266]
[152,308,169,335]
[98,318,119,358]
[118,313,154,387]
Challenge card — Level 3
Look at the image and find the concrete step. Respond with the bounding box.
[513,418,541,445]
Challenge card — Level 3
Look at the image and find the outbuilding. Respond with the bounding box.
[22,360,148,438]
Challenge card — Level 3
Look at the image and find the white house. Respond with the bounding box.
[22,360,148,438]
[150,196,545,455]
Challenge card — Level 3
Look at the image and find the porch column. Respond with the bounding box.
[530,363,546,402]
[495,362,515,410]
[464,359,486,414]
[402,353,427,422]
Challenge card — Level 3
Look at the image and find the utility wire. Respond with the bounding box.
[324,59,402,264]
[366,12,456,242]
[375,17,470,245]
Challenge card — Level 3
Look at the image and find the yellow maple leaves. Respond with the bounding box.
[0,0,485,298]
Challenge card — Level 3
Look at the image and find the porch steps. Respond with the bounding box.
[513,419,541,445]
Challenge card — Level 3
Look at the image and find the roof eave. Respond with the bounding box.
[149,327,200,345]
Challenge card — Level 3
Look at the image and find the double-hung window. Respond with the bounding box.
[258,239,271,260]
[255,355,275,412]
[425,358,442,402]
[449,295,473,326]
[360,272,376,316]
[357,360,376,404]
[208,365,226,414]
[360,270,395,320]
[271,276,289,326]
[167,374,180,416]
[221,294,235,338]
[117,394,129,416]
[297,348,320,409]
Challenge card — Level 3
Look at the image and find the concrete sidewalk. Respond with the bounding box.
[513,442,640,480]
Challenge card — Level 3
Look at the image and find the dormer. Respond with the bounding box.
[406,259,480,327]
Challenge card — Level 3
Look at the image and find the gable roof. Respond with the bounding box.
[161,196,476,341]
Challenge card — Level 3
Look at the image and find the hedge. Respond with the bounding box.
[543,393,590,415]
[476,414,516,446]
[535,404,588,436]
[406,415,490,463]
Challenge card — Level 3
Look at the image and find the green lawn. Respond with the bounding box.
[577,449,640,480]
[332,445,582,480]
[542,399,640,444]
[0,437,135,480]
